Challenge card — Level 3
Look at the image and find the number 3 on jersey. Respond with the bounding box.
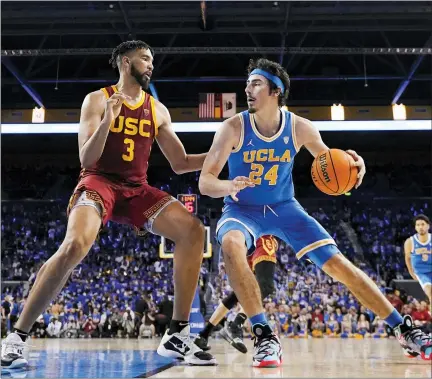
[249,163,279,185]
[122,138,135,162]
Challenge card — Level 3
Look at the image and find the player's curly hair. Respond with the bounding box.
[109,40,154,69]
[414,214,430,225]
[247,58,290,106]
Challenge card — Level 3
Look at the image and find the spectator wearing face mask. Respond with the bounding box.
[30,315,47,339]
[326,314,340,337]
[268,314,279,336]
[412,302,431,327]
[371,316,387,338]
[356,314,371,338]
[139,310,156,339]
[62,316,79,338]
[81,316,96,338]
[122,307,135,337]
[46,317,62,338]
[340,314,353,338]
[311,316,325,338]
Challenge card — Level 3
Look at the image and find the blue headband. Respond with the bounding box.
[249,69,285,93]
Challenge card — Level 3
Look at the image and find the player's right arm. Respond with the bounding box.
[404,238,418,281]
[199,115,255,201]
[78,90,130,168]
[294,115,366,189]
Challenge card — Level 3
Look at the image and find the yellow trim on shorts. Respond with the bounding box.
[216,217,257,244]
[296,239,336,260]
[251,255,277,271]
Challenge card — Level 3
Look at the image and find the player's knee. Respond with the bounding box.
[185,216,205,242]
[221,232,246,259]
[60,236,92,267]
[175,215,205,252]
[323,254,363,287]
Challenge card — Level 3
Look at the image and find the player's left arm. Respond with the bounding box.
[294,115,366,189]
[154,100,207,174]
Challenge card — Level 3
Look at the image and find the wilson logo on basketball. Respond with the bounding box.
[319,154,331,183]
[311,149,359,196]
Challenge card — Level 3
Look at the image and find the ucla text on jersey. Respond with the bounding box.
[225,109,299,206]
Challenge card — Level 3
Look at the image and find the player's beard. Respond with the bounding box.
[248,106,257,114]
[130,63,150,89]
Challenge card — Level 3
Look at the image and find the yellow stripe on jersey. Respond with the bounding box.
[100,87,110,99]
[291,113,300,152]
[249,111,286,143]
[233,113,245,153]
[150,96,158,137]
[111,85,145,110]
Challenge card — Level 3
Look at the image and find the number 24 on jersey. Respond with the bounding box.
[249,163,279,185]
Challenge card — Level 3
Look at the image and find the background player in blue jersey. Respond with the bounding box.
[199,58,432,365]
[404,214,431,303]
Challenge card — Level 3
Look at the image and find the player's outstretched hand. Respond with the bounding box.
[346,149,366,189]
[229,176,255,202]
[105,92,132,120]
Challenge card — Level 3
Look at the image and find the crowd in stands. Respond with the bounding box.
[218,264,431,340]
[2,158,431,200]
[2,195,430,340]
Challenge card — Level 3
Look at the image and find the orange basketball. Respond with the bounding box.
[311,149,358,196]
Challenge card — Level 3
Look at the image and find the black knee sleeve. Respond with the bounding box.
[222,291,239,310]
[255,260,276,300]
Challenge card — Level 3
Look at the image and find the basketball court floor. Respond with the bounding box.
[2,337,431,378]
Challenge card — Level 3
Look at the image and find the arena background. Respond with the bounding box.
[1,1,432,378]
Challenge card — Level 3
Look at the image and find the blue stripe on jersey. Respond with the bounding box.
[411,233,432,274]
[224,109,298,206]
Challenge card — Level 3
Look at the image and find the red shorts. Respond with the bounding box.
[67,174,174,232]
[247,235,278,271]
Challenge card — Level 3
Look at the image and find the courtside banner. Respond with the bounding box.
[1,120,431,134]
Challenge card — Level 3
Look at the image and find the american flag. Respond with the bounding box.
[199,93,215,118]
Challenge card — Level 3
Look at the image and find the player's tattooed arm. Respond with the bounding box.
[199,115,255,201]
[155,100,207,174]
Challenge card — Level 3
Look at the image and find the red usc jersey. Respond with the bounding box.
[82,85,158,184]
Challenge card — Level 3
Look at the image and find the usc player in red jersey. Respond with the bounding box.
[1,41,216,369]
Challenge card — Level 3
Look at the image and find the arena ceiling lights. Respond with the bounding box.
[1,120,430,134]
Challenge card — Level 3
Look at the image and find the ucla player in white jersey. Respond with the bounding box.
[199,58,432,365]
[404,215,432,303]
